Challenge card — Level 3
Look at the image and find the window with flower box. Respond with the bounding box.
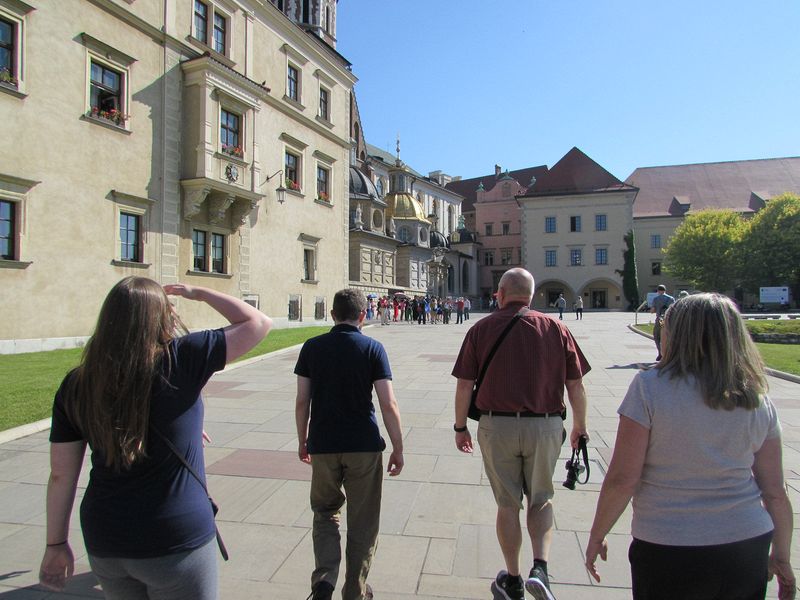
[316,165,329,202]
[285,151,301,191]
[81,35,136,130]
[0,1,33,95]
[220,108,242,158]
[89,61,125,125]
[0,17,14,86]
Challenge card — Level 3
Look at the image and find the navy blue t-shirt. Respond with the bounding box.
[50,329,227,558]
[294,324,391,454]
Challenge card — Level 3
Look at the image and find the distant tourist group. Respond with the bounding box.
[366,294,471,325]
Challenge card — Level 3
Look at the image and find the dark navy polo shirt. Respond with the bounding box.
[294,324,392,454]
[50,329,226,558]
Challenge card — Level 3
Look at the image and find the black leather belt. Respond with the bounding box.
[480,410,561,418]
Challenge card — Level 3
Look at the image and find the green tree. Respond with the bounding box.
[615,229,640,310]
[741,193,800,297]
[663,209,747,291]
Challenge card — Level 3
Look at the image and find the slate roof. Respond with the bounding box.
[445,165,548,212]
[626,157,800,218]
[520,147,636,198]
[365,143,425,178]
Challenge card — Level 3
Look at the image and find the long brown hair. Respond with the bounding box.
[659,293,767,410]
[65,277,184,470]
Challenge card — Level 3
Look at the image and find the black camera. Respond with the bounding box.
[562,435,589,490]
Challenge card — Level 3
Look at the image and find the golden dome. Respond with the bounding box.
[385,192,431,223]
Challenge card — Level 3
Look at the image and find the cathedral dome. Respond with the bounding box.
[349,167,380,199]
[386,192,430,223]
[430,230,449,248]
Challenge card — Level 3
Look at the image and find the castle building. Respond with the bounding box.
[0,0,354,351]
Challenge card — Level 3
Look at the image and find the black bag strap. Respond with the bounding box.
[572,436,591,485]
[474,308,526,395]
[151,425,229,560]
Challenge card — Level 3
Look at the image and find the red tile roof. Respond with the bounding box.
[521,147,636,197]
[626,157,800,217]
[445,165,548,212]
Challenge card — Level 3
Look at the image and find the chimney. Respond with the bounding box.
[495,164,502,177]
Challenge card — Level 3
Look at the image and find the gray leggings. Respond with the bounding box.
[88,538,218,600]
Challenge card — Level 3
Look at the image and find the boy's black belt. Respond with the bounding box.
[480,410,561,418]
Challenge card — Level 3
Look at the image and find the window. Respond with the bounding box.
[545,249,557,267]
[595,214,607,231]
[0,17,14,84]
[502,222,510,235]
[300,233,319,282]
[316,165,330,201]
[570,249,582,266]
[119,212,140,262]
[570,216,581,232]
[192,229,226,273]
[485,223,493,236]
[651,234,661,249]
[285,151,300,190]
[651,261,661,276]
[192,229,207,271]
[287,64,299,101]
[89,60,125,125]
[375,178,384,197]
[220,109,241,157]
[484,250,494,266]
[398,226,411,243]
[194,1,209,43]
[303,248,315,281]
[0,200,15,260]
[545,216,556,233]
[212,11,226,54]
[595,248,608,265]
[319,87,329,120]
[500,248,512,265]
[315,296,326,319]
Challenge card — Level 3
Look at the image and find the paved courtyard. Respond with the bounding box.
[0,311,798,599]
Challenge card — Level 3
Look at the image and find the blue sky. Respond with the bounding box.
[337,1,800,182]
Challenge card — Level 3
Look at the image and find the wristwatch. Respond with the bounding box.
[453,424,468,433]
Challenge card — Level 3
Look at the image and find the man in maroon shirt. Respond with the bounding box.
[451,268,590,600]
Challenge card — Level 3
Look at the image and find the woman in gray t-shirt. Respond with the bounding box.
[585,293,796,599]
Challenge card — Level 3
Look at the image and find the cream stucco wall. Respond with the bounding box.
[0,0,354,351]
[633,215,694,297]
[520,191,636,310]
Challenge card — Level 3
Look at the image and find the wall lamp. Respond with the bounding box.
[261,169,287,204]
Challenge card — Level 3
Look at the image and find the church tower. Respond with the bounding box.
[268,0,338,48]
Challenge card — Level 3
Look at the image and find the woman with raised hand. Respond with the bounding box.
[586,293,795,600]
[39,277,271,599]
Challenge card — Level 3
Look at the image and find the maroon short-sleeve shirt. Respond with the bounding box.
[452,302,591,413]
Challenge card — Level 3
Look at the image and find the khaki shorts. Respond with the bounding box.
[477,413,563,509]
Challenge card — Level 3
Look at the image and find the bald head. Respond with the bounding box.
[498,268,535,303]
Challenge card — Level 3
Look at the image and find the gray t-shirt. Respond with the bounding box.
[619,368,780,546]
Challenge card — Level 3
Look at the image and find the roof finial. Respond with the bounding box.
[395,133,401,166]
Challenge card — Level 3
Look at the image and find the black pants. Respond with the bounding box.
[629,532,772,600]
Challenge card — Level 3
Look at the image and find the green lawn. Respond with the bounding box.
[634,323,800,376]
[0,326,329,433]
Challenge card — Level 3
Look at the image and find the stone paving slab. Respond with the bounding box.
[0,312,796,598]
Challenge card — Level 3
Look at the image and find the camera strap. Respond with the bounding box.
[571,437,590,485]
